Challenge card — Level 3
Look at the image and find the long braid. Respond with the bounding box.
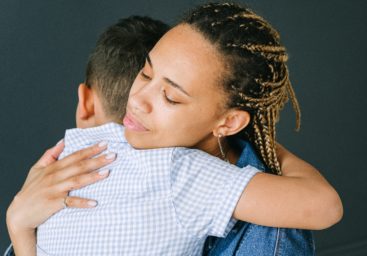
[182,2,301,175]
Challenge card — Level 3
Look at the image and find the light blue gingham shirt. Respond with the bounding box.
[36,122,259,255]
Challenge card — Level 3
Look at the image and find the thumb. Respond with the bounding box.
[34,140,65,168]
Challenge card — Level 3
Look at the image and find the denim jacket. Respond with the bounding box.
[203,139,315,256]
[4,139,314,256]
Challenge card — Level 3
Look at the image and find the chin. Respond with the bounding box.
[125,136,142,148]
[124,130,176,149]
[124,133,150,149]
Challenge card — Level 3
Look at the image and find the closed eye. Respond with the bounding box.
[163,90,180,105]
[140,71,151,80]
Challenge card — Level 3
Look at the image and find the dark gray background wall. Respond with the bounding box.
[1,0,366,255]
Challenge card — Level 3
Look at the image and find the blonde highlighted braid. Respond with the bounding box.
[182,2,301,175]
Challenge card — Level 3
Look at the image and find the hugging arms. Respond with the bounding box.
[6,3,342,255]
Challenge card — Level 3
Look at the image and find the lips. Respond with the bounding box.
[123,112,149,132]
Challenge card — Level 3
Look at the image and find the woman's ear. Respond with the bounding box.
[213,109,250,137]
[76,83,95,121]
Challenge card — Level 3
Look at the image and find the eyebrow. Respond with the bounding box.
[146,54,191,97]
[163,78,191,97]
[146,54,153,68]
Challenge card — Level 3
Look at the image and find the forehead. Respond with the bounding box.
[148,24,225,97]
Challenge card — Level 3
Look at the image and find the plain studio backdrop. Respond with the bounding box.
[1,0,366,255]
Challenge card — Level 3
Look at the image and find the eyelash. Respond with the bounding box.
[140,71,151,80]
[140,70,179,105]
[163,90,179,105]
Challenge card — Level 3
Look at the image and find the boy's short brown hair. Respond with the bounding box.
[85,16,169,120]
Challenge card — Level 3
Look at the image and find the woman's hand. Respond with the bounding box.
[6,140,115,256]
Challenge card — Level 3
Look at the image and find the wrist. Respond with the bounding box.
[8,228,36,256]
[7,224,35,237]
[7,222,35,243]
[6,203,35,236]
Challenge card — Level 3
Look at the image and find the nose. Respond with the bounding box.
[128,83,153,114]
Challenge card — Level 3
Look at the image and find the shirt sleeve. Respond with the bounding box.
[170,148,259,238]
[3,244,15,256]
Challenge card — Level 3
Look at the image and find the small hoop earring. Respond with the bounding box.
[217,133,229,162]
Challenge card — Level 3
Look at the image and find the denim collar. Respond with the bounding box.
[235,139,266,171]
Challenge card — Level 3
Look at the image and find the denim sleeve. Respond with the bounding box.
[204,222,315,256]
[203,139,315,256]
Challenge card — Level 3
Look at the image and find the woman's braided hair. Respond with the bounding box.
[181,2,301,175]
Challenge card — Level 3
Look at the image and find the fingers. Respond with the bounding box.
[34,140,65,168]
[28,141,115,218]
[57,169,110,191]
[51,140,65,159]
[52,170,110,212]
[55,152,116,181]
[55,141,109,170]
[64,196,98,209]
[11,142,113,230]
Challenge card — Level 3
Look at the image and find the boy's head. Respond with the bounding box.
[76,16,169,128]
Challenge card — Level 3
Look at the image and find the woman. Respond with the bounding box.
[6,2,342,255]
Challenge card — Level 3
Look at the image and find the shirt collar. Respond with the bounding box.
[235,139,266,171]
[63,122,126,149]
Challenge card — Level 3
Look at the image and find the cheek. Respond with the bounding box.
[129,79,141,96]
[161,108,215,138]
[129,72,151,96]
[151,109,190,141]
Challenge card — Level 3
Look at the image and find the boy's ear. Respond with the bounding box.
[77,83,95,120]
[213,109,251,137]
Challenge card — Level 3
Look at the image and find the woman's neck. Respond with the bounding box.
[194,135,240,165]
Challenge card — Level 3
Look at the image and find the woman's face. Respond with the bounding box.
[123,24,228,152]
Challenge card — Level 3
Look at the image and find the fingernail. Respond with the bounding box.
[105,153,116,160]
[88,200,97,207]
[56,139,64,145]
[98,169,110,176]
[98,141,108,147]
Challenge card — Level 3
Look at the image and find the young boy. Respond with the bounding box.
[34,15,259,255]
